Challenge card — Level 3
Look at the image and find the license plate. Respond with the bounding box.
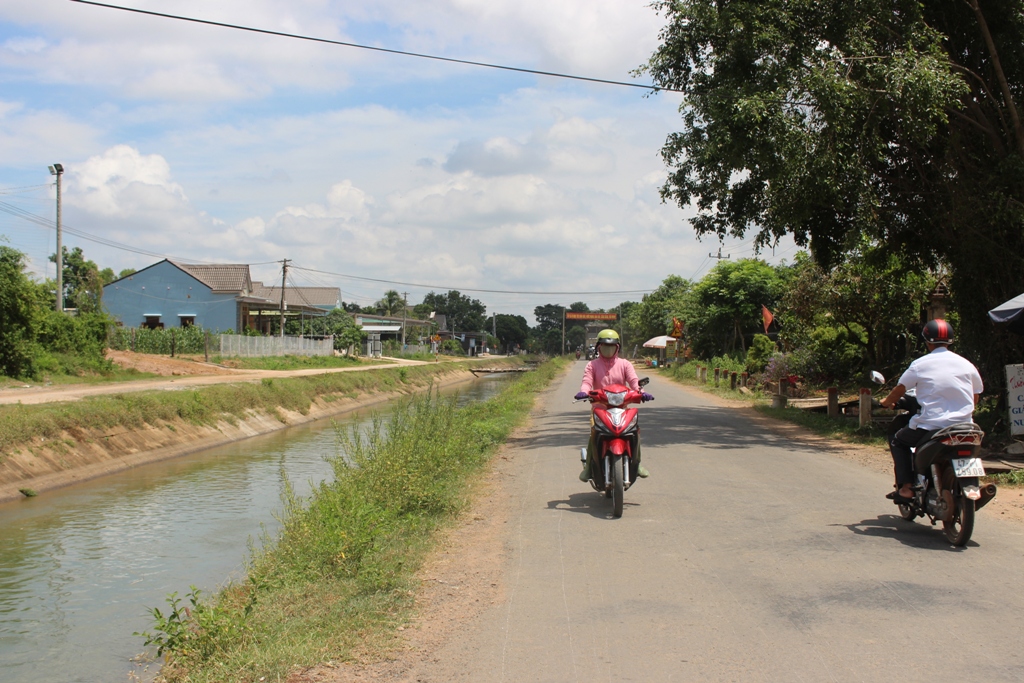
[952,457,985,477]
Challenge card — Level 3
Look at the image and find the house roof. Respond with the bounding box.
[252,282,340,307]
[170,261,252,293]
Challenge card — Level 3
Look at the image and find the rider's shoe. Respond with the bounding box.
[579,462,591,482]
[637,465,650,478]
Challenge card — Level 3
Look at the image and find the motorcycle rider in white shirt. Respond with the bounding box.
[879,319,984,504]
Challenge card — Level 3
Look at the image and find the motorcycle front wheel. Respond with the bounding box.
[611,455,624,518]
[898,504,916,521]
[942,492,975,546]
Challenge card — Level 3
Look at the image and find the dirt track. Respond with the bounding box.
[0,351,436,406]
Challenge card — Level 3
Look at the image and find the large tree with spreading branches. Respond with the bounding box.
[643,0,1024,386]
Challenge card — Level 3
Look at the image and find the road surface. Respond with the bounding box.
[406,361,1024,682]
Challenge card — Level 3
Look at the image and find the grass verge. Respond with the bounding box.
[210,354,373,371]
[141,357,565,682]
[0,360,516,459]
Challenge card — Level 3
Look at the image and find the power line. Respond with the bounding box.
[69,0,680,94]
[0,199,277,265]
[289,264,656,296]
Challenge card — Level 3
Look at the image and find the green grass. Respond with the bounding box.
[1,352,157,387]
[0,361,497,459]
[211,354,373,371]
[142,357,565,682]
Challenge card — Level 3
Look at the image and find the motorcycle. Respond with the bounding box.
[873,373,996,546]
[576,377,650,518]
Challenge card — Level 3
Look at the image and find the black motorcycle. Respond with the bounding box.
[875,374,996,546]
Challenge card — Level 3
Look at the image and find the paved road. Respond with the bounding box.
[417,362,1024,682]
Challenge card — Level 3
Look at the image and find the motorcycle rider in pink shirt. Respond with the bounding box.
[575,329,653,481]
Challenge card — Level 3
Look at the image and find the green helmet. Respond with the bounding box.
[596,329,620,345]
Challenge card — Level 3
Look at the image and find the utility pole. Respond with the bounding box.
[493,312,497,352]
[279,258,290,338]
[709,247,731,261]
[401,291,408,346]
[48,164,64,312]
[561,306,566,357]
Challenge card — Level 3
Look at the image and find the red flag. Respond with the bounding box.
[761,305,774,334]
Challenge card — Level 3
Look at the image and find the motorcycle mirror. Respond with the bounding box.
[870,371,885,385]
[638,377,650,387]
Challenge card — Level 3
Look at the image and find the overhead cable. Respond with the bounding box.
[69,0,679,94]
[290,264,655,296]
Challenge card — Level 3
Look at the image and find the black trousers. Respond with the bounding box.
[890,427,933,486]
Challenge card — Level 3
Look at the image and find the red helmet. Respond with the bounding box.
[922,319,954,345]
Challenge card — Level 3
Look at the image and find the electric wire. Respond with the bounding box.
[69,0,679,94]
[289,264,656,296]
[0,199,277,265]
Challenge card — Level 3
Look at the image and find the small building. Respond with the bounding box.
[102,260,336,332]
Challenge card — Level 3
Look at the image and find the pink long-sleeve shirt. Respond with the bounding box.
[580,355,640,393]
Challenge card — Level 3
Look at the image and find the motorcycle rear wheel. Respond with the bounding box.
[942,493,975,546]
[611,455,624,518]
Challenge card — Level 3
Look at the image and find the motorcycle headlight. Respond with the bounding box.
[605,391,625,407]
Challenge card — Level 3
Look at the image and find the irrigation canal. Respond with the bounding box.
[0,374,513,683]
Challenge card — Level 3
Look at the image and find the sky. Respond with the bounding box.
[0,0,798,323]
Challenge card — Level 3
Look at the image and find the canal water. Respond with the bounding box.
[0,375,512,683]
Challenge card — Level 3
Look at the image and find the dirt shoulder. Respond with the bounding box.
[0,351,441,406]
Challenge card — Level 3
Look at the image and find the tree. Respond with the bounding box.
[781,246,931,372]
[625,275,691,344]
[533,304,565,332]
[49,246,104,312]
[680,260,785,358]
[422,290,487,332]
[299,308,365,351]
[375,289,404,316]
[0,246,39,377]
[490,314,529,351]
[643,0,1024,385]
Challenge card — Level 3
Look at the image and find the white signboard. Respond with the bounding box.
[1007,364,1024,436]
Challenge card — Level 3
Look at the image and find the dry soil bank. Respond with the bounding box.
[0,363,484,504]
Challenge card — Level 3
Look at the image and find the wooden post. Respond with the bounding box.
[772,379,788,409]
[730,371,737,390]
[714,368,720,386]
[741,371,749,388]
[701,366,707,383]
[827,387,839,418]
[204,330,210,363]
[170,328,176,357]
[130,327,136,352]
[859,388,873,428]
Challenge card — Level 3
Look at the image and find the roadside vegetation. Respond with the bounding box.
[0,360,502,459]
[210,354,373,371]
[139,357,564,682]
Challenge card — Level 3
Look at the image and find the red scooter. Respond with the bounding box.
[577,378,650,518]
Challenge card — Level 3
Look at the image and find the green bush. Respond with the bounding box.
[108,325,209,355]
[746,334,777,372]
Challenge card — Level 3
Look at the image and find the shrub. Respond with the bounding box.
[746,334,776,372]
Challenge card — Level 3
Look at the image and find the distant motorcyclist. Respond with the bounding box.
[879,319,983,503]
[574,329,653,481]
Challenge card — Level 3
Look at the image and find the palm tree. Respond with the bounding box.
[376,289,404,316]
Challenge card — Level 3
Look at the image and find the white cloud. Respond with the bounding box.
[68,145,188,218]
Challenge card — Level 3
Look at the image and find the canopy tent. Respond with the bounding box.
[988,292,1024,335]
[642,335,678,349]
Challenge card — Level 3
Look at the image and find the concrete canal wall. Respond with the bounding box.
[0,367,483,504]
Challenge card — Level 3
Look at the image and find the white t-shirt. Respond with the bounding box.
[898,346,983,430]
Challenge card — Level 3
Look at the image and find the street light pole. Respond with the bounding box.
[48,164,64,313]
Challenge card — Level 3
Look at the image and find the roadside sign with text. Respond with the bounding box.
[565,312,618,321]
[1007,364,1024,436]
